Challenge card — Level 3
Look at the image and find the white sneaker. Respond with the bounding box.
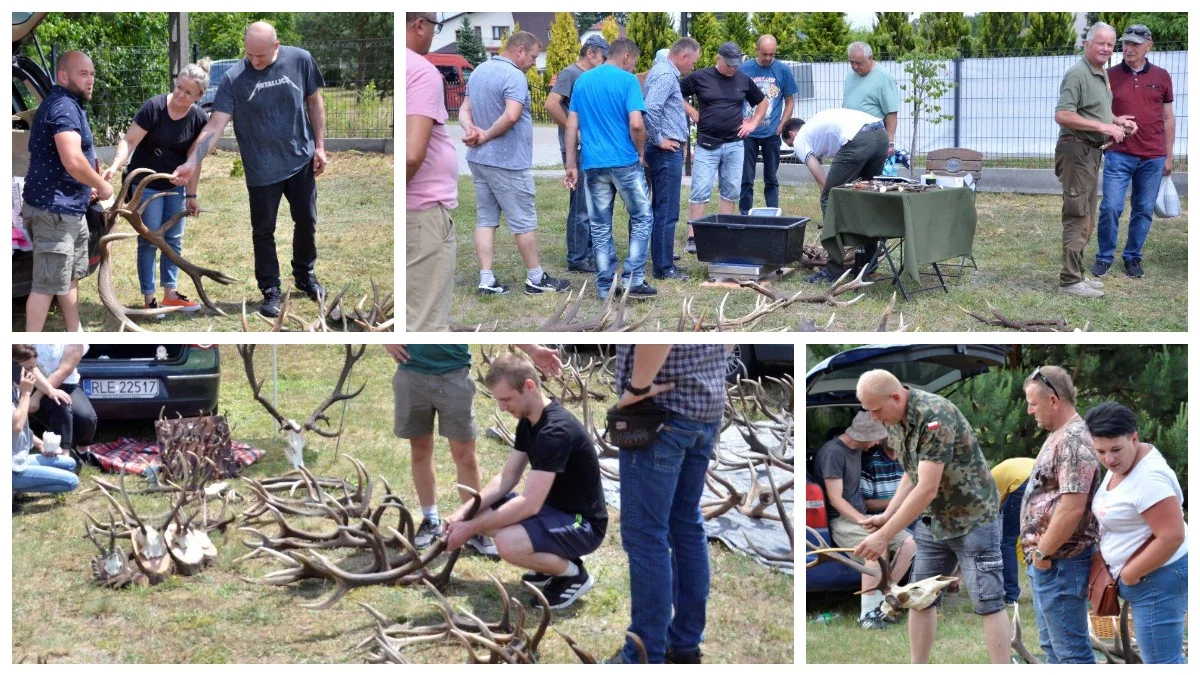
[1058,281,1104,298]
[1084,278,1104,289]
[466,534,500,560]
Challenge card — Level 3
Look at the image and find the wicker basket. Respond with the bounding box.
[1088,612,1134,641]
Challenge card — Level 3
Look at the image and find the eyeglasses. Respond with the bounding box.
[174,82,203,99]
[410,15,444,35]
[1030,367,1059,400]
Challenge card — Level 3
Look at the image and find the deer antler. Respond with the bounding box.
[958,302,1079,332]
[304,345,367,437]
[237,344,301,433]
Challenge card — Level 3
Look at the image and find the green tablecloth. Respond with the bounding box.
[821,187,977,284]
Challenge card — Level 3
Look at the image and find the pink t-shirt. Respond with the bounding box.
[406,48,458,210]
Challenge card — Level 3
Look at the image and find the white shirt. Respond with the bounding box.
[793,108,880,163]
[35,344,87,385]
[1092,445,1187,575]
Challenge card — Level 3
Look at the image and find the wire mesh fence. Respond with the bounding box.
[46,38,393,146]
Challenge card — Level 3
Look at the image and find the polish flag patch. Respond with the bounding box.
[927,421,940,430]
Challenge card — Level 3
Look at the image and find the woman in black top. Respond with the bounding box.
[102,59,210,313]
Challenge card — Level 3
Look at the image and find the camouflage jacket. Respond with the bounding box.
[888,388,1000,540]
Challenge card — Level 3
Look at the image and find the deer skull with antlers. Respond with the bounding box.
[237,344,366,469]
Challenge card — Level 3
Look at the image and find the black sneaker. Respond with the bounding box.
[1091,260,1112,277]
[260,287,283,317]
[805,267,839,284]
[684,237,697,254]
[525,273,570,294]
[478,280,510,296]
[859,608,888,630]
[537,564,595,609]
[626,282,658,299]
[413,518,444,549]
[654,268,690,281]
[295,276,326,302]
[143,298,166,320]
[1124,258,1144,278]
[665,648,702,664]
[521,570,554,587]
[567,261,597,274]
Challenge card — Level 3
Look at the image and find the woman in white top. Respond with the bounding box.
[10,344,97,458]
[1085,401,1187,664]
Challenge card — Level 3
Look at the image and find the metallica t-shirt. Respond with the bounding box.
[213,46,325,186]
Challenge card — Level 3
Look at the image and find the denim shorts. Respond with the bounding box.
[689,141,743,204]
[494,492,605,560]
[911,516,1006,615]
[468,161,537,234]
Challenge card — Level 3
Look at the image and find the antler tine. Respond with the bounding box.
[804,546,880,578]
[304,344,367,437]
[236,344,301,433]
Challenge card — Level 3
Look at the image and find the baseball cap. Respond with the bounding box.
[717,41,744,64]
[583,35,611,58]
[1120,24,1153,44]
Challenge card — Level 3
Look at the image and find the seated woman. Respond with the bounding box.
[1085,401,1188,664]
[11,344,97,463]
[13,367,79,507]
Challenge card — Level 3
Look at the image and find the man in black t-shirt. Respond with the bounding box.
[678,42,768,252]
[446,354,607,610]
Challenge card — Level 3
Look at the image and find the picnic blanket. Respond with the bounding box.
[601,423,795,573]
[87,437,265,477]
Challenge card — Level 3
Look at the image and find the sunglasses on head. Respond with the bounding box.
[1124,27,1152,39]
[1030,366,1059,399]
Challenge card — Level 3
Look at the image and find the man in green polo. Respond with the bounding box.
[1052,22,1137,298]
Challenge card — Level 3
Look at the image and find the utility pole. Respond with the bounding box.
[169,13,189,80]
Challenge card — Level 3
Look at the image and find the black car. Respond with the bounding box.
[78,344,222,420]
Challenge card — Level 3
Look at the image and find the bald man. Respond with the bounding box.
[22,50,113,332]
[173,21,328,318]
[853,369,1009,663]
[738,34,797,214]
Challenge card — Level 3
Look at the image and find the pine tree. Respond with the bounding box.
[873,12,916,60]
[977,12,1025,55]
[575,12,603,36]
[601,15,620,44]
[795,13,850,61]
[545,12,579,80]
[721,12,755,55]
[751,12,804,60]
[456,16,487,67]
[627,12,678,72]
[689,12,723,68]
[1091,12,1133,36]
[1126,12,1187,47]
[1023,12,1077,52]
[918,12,974,56]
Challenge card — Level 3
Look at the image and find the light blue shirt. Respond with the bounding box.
[465,55,533,170]
[739,60,799,139]
[644,58,689,146]
[569,64,646,171]
[843,67,900,120]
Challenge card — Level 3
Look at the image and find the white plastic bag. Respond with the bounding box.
[1154,175,1181,219]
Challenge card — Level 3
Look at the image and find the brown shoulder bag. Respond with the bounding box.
[1088,536,1155,616]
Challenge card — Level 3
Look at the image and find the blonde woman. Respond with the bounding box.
[103,59,211,313]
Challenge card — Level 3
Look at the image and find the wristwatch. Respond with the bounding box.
[626,383,652,396]
[1032,549,1048,563]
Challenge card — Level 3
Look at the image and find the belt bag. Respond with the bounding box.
[1088,536,1154,616]
[696,132,725,150]
[605,400,669,449]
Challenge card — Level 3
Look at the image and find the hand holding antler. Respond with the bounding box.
[854,529,889,562]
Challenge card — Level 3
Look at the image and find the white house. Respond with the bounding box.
[431,12,556,70]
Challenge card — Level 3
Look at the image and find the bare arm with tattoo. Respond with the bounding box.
[170,111,231,185]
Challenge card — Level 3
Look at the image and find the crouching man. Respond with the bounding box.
[445,354,607,610]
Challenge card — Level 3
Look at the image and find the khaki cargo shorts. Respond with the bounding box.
[393,367,477,441]
[830,515,912,556]
[23,203,89,295]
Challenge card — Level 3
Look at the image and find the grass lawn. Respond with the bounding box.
[446,175,1187,332]
[11,346,794,664]
[14,150,394,332]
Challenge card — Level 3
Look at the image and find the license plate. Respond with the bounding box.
[84,379,160,399]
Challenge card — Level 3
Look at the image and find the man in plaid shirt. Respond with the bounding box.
[607,344,728,663]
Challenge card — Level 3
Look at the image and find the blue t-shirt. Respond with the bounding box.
[569,64,645,171]
[464,55,533,171]
[213,46,325,187]
[23,85,96,216]
[739,60,799,139]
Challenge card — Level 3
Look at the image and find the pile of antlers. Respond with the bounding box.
[154,411,240,483]
[99,168,237,331]
[678,267,877,331]
[242,279,394,332]
[238,344,366,468]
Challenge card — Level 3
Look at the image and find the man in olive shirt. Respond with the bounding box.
[854,369,1009,664]
[1052,22,1137,298]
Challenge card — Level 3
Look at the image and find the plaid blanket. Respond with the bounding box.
[88,437,265,476]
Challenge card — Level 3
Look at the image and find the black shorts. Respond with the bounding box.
[493,492,605,560]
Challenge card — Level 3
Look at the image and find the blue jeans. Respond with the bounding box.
[645,145,684,276]
[562,148,593,268]
[739,135,781,213]
[1000,480,1027,603]
[13,453,79,494]
[619,416,720,663]
[1120,553,1188,664]
[1027,547,1094,663]
[584,162,652,298]
[689,142,743,204]
[136,185,187,295]
[1097,151,1165,264]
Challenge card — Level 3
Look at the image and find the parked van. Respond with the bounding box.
[423,53,473,115]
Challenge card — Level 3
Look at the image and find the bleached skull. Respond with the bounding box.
[284,426,307,469]
[881,575,958,618]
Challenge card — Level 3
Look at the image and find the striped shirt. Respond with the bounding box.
[615,345,727,423]
[643,58,689,146]
[860,445,904,508]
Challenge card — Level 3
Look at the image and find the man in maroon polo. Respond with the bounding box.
[1092,24,1176,280]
